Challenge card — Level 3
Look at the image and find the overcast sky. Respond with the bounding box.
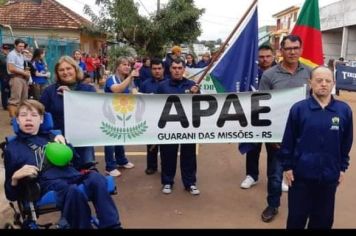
[57,0,339,41]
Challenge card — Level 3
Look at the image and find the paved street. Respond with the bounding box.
[1,91,356,228]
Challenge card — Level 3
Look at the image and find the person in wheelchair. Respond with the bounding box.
[3,99,121,229]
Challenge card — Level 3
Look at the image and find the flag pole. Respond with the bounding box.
[196,0,258,85]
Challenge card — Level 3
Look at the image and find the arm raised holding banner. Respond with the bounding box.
[102,57,136,177]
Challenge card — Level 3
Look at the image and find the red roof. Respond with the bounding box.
[0,0,92,30]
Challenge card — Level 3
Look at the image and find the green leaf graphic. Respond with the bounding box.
[100,121,148,141]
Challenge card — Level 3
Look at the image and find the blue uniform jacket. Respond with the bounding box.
[196,60,210,69]
[4,131,80,201]
[157,77,196,94]
[139,66,152,82]
[78,61,86,72]
[278,96,353,183]
[40,82,96,134]
[104,75,130,94]
[32,60,48,85]
[140,77,166,94]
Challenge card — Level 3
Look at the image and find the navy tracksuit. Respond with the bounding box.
[140,77,166,170]
[157,78,198,188]
[103,75,131,171]
[279,96,353,229]
[4,131,121,229]
[40,82,97,169]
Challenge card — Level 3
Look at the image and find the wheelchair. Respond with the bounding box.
[1,112,118,229]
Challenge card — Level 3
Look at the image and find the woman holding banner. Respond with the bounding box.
[103,57,137,177]
[40,56,97,170]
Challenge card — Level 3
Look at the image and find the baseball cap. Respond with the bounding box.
[171,45,182,54]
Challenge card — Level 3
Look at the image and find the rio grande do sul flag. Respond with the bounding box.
[291,0,324,68]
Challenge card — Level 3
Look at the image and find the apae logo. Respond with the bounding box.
[101,95,148,142]
[330,116,340,131]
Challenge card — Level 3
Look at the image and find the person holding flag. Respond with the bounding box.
[157,58,200,195]
[240,44,278,190]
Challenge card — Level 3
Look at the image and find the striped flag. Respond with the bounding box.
[291,0,324,68]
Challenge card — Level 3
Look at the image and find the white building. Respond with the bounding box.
[321,0,356,62]
[193,43,210,57]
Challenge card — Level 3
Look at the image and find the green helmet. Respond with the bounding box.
[44,143,73,167]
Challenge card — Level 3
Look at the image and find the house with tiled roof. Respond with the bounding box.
[0,0,106,55]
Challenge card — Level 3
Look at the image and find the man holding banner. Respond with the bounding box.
[140,58,166,175]
[157,58,201,195]
[259,35,311,223]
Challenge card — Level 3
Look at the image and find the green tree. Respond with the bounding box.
[205,40,216,52]
[84,0,204,57]
[107,45,136,71]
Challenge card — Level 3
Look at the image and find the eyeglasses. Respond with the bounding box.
[282,46,301,52]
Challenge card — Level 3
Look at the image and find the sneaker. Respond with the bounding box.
[240,175,258,189]
[282,180,289,192]
[162,184,172,194]
[106,169,121,177]
[261,206,278,223]
[145,168,157,175]
[118,162,135,169]
[186,185,200,195]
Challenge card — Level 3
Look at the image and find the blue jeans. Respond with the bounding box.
[266,145,282,208]
[104,145,129,171]
[246,143,276,181]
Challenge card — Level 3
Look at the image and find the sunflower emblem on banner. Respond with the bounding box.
[101,94,147,142]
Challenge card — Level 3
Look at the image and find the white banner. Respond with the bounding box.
[184,68,217,94]
[64,87,305,147]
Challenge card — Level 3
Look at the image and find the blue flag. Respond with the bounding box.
[208,4,259,92]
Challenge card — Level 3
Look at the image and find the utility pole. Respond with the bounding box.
[157,0,160,15]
